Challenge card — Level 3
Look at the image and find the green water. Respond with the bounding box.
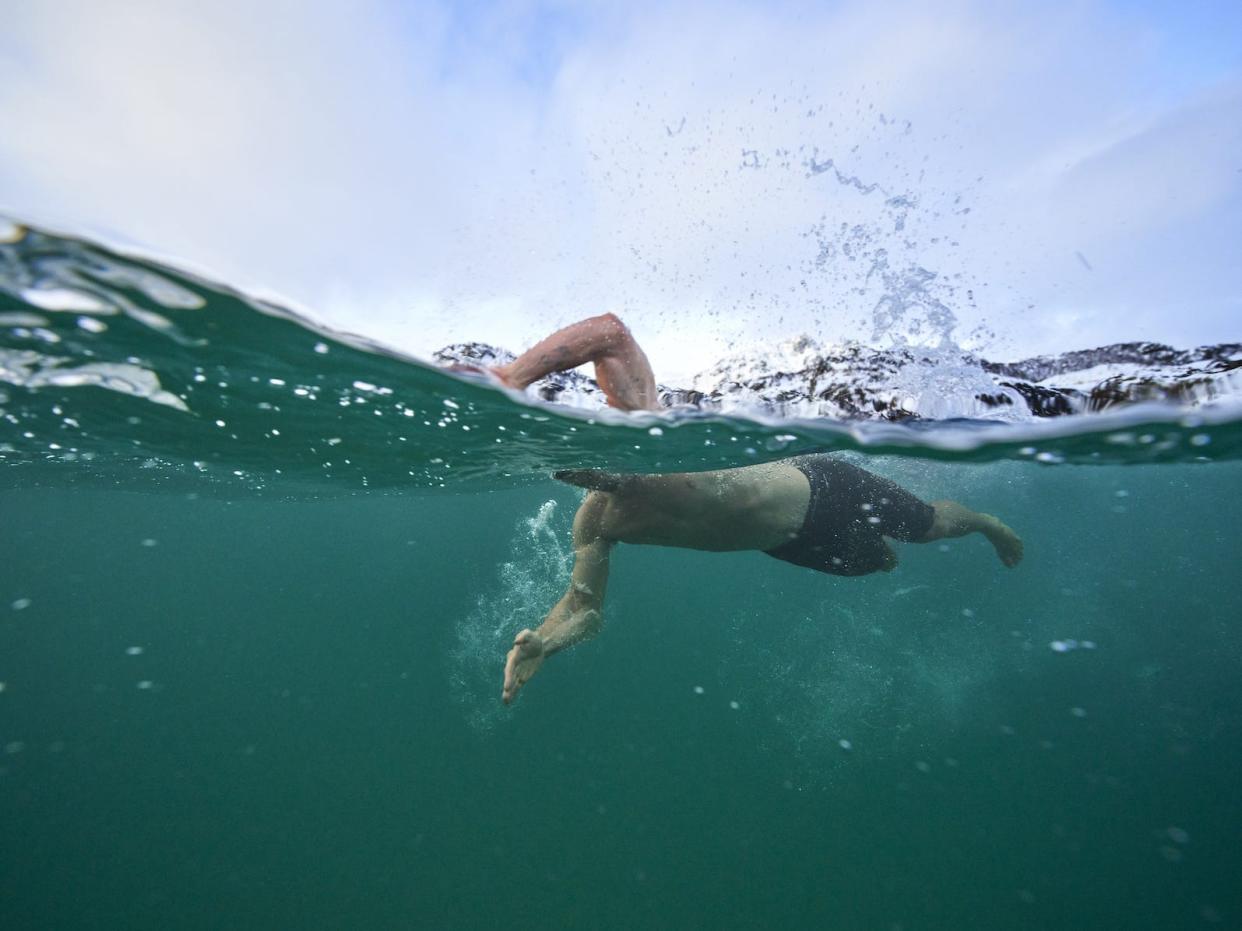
[2,225,1241,928]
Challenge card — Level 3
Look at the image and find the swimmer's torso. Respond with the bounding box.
[596,461,810,552]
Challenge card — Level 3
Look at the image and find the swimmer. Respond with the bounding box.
[480,315,1023,704]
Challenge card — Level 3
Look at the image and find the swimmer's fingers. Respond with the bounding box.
[502,629,544,705]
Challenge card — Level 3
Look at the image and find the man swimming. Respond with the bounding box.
[471,314,1023,704]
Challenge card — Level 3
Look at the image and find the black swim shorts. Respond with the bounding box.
[765,455,936,577]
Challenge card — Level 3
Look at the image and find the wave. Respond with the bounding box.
[1,220,1239,495]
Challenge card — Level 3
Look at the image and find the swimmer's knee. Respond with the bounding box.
[880,544,898,572]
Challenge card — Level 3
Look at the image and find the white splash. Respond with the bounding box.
[448,498,574,729]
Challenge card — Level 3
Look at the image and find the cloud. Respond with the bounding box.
[1,0,1238,380]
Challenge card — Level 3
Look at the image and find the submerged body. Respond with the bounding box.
[502,454,1022,703]
[477,312,1023,704]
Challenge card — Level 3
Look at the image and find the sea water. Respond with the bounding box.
[1,224,1240,929]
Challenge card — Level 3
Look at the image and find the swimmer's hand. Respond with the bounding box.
[444,362,518,390]
[502,628,545,705]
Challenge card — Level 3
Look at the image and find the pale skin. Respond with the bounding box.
[483,314,1024,704]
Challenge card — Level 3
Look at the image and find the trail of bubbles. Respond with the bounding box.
[721,584,1011,779]
[447,498,573,730]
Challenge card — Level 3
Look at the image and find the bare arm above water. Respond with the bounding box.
[492,313,661,412]
[502,492,613,704]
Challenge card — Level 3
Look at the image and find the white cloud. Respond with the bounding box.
[1,0,1238,382]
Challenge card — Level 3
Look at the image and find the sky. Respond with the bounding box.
[1,0,1240,381]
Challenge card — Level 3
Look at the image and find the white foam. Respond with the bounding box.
[449,499,573,729]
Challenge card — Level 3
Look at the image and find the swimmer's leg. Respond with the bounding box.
[920,500,1024,568]
[492,313,660,411]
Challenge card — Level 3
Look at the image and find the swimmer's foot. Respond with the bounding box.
[984,519,1024,568]
[502,628,545,705]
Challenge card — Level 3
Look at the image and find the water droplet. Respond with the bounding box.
[693,685,704,695]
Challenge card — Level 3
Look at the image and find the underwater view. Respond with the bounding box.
[1,222,1239,930]
[3,2,1242,928]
